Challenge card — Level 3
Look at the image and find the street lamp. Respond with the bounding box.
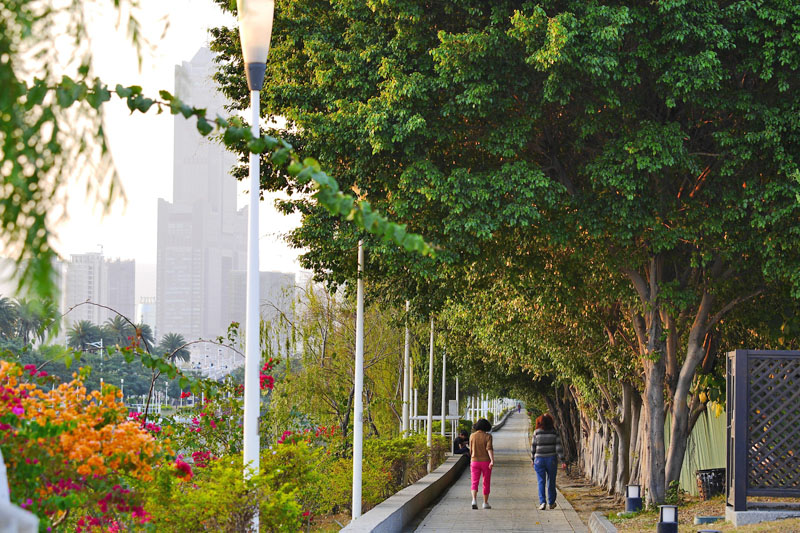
[237,0,275,495]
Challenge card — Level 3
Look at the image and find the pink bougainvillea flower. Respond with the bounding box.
[11,406,23,416]
[259,374,274,390]
[174,458,193,480]
[180,391,191,399]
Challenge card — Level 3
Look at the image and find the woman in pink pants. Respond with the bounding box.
[469,418,495,509]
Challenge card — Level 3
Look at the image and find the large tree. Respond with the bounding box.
[212,0,800,503]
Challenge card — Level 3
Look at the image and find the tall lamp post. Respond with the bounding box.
[237,0,274,495]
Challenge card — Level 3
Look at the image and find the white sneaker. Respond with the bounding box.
[482,503,491,509]
[539,503,546,510]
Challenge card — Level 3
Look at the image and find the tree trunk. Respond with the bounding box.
[608,425,619,494]
[628,389,642,482]
[641,300,667,505]
[614,382,633,494]
[665,292,714,487]
[665,341,707,485]
[626,257,667,504]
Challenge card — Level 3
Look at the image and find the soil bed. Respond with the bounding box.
[610,495,800,532]
[557,467,619,524]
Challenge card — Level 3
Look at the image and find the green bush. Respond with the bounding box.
[459,419,473,434]
[143,453,305,532]
[310,433,450,515]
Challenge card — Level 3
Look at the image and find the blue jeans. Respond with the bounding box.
[534,456,558,505]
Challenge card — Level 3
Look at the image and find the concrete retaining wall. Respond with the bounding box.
[491,410,514,432]
[589,512,617,533]
[340,454,469,532]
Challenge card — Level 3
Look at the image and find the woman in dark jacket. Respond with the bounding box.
[530,413,564,510]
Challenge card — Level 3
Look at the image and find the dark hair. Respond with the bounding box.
[535,413,555,430]
[459,430,469,438]
[473,418,492,432]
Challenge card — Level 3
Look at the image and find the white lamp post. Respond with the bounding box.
[237,2,274,524]
[440,349,446,437]
[120,378,124,400]
[402,301,410,437]
[426,318,434,451]
[352,241,365,519]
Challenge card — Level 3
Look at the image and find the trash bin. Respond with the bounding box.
[695,468,725,500]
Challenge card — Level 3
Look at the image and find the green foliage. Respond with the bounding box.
[265,281,409,440]
[142,454,304,532]
[664,479,685,506]
[207,0,800,497]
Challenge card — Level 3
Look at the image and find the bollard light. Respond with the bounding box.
[657,505,678,533]
[625,484,642,513]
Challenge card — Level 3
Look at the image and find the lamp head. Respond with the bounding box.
[625,484,640,499]
[659,505,678,523]
[237,0,275,90]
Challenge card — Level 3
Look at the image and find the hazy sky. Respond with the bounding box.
[52,0,303,294]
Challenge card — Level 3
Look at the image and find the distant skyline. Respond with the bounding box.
[51,0,303,280]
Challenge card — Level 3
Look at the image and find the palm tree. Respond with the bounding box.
[134,323,155,353]
[102,315,135,347]
[14,299,43,345]
[67,320,102,352]
[157,332,190,363]
[0,296,18,340]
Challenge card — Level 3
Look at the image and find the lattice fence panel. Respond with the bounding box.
[748,357,800,489]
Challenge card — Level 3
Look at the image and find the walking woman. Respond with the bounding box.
[531,413,564,510]
[469,418,495,509]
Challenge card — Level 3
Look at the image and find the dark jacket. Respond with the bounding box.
[531,428,563,461]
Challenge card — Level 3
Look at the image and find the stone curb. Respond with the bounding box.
[339,454,469,532]
[589,511,617,533]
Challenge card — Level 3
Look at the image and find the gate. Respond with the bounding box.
[727,349,800,511]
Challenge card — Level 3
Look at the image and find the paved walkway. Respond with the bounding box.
[414,412,588,532]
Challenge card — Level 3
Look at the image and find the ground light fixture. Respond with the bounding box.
[237,0,274,530]
[657,504,678,533]
[625,484,642,513]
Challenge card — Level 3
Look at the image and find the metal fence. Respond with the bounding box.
[727,349,800,511]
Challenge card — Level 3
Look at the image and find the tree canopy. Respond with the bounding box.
[210,0,800,502]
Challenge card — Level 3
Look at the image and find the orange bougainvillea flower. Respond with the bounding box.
[0,360,166,529]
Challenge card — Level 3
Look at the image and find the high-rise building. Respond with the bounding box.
[64,252,105,325]
[156,47,248,347]
[63,252,135,326]
[106,259,135,322]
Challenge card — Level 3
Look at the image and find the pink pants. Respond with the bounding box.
[470,461,492,495]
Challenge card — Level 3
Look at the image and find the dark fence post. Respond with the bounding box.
[732,350,748,511]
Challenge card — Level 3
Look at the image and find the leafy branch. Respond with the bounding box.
[40,76,436,257]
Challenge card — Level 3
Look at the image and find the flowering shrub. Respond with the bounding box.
[0,360,165,530]
[142,453,304,532]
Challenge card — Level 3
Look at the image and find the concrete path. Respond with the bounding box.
[414,412,588,532]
